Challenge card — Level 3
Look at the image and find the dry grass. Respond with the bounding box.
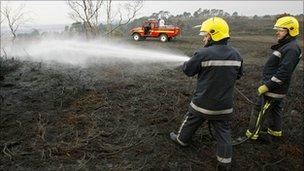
[0,36,303,170]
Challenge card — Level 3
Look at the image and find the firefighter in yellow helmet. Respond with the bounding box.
[170,17,243,170]
[246,15,301,142]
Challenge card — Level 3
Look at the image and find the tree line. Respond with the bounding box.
[1,1,303,40]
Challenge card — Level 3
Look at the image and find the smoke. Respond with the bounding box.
[2,37,189,67]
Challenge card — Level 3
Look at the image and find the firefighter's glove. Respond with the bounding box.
[258,85,269,96]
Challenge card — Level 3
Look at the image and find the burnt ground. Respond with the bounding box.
[0,36,303,170]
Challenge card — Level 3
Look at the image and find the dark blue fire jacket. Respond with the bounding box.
[263,37,302,99]
[183,40,243,120]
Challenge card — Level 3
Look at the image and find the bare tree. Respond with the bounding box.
[106,0,113,34]
[0,14,4,25]
[105,0,143,36]
[67,0,142,37]
[67,0,103,38]
[1,2,29,42]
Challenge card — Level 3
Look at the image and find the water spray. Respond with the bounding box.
[3,38,189,67]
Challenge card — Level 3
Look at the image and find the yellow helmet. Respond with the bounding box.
[273,16,299,37]
[199,17,230,41]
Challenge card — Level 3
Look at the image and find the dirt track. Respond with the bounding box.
[1,37,303,170]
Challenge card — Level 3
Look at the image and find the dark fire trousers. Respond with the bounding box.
[177,112,232,162]
[247,96,284,138]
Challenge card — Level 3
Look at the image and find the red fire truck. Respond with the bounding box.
[129,19,181,42]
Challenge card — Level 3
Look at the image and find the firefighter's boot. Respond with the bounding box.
[216,162,231,171]
[169,132,188,147]
[256,132,272,144]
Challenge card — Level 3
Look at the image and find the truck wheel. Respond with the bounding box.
[159,34,168,42]
[133,33,141,41]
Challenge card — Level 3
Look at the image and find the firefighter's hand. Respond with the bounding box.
[258,85,269,96]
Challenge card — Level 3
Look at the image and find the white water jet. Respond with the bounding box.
[2,37,189,67]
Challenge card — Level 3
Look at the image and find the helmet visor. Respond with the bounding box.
[199,32,208,36]
[273,26,286,31]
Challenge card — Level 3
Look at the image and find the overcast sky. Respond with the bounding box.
[1,1,303,26]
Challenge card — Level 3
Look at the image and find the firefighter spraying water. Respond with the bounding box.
[169,17,243,170]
